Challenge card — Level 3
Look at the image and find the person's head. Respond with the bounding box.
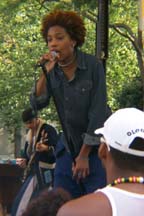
[22,108,37,129]
[41,10,86,62]
[95,108,144,175]
[21,188,72,216]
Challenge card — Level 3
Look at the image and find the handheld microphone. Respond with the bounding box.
[36,51,57,68]
[51,51,58,60]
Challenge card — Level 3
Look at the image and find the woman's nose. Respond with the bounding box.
[48,38,58,48]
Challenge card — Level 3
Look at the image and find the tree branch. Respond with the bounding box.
[110,23,142,56]
[81,11,96,23]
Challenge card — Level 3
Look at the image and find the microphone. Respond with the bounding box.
[35,51,58,68]
[51,51,58,60]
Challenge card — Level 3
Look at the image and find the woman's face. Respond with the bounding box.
[47,25,76,62]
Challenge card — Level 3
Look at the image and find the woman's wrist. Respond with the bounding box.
[78,155,89,161]
[78,144,92,160]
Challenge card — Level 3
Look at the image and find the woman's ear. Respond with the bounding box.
[71,40,76,48]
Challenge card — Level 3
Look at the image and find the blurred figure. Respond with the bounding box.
[58,108,144,216]
[11,107,58,216]
[21,188,71,216]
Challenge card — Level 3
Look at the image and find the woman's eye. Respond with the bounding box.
[47,36,64,42]
[57,36,64,40]
[47,38,52,42]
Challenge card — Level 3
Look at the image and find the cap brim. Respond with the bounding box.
[94,127,104,135]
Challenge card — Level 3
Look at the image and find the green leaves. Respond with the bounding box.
[0,0,141,132]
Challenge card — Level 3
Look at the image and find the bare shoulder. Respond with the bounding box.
[57,192,112,216]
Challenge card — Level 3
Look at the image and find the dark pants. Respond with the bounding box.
[54,140,106,198]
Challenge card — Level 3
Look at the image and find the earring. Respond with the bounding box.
[72,42,76,48]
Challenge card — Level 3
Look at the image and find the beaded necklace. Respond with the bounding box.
[109,176,144,187]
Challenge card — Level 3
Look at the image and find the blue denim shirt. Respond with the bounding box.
[30,50,107,157]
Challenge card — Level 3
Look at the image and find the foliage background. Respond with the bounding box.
[0,0,141,146]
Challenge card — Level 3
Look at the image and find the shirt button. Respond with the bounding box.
[65,97,69,101]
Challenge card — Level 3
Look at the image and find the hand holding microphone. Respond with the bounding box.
[36,51,59,72]
[51,51,58,60]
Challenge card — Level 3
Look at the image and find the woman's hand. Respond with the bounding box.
[72,155,89,182]
[16,158,27,168]
[39,51,60,73]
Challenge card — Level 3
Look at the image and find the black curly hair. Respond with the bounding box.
[41,10,86,47]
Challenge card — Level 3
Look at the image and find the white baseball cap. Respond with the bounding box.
[95,108,144,157]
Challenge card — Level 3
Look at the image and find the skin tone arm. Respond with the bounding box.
[36,73,47,96]
[57,192,112,216]
[36,52,59,97]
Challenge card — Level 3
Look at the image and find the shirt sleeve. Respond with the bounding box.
[30,74,52,110]
[83,60,107,146]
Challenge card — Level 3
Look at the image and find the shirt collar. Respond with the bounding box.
[54,49,87,76]
[76,49,87,70]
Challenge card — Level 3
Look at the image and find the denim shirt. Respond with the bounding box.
[30,50,107,157]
